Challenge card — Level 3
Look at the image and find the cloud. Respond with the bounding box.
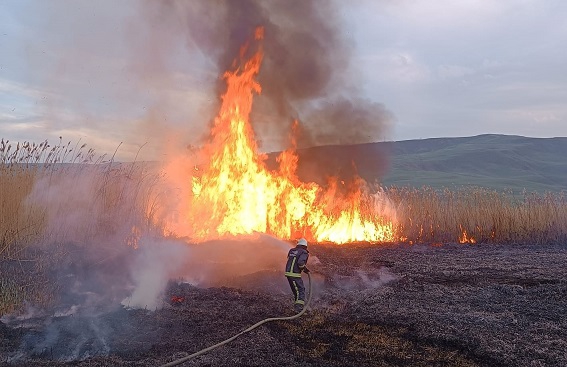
[0,1,217,160]
[359,51,432,85]
[437,65,474,80]
[2,0,567,149]
[346,0,567,140]
[0,79,53,99]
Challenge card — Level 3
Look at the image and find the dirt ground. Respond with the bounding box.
[1,242,567,366]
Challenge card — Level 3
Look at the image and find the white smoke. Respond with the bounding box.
[122,233,292,310]
[331,267,398,291]
[122,236,191,310]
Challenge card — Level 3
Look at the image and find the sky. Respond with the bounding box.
[1,0,566,161]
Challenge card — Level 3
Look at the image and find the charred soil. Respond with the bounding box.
[1,243,567,366]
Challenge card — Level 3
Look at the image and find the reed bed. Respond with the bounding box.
[0,138,166,314]
[2,138,567,314]
[388,186,567,245]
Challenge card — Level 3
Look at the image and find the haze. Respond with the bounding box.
[1,0,566,160]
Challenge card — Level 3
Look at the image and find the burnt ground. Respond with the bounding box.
[1,243,567,366]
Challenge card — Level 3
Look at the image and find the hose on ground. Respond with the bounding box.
[160,272,312,367]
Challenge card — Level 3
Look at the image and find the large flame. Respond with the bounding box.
[172,28,395,244]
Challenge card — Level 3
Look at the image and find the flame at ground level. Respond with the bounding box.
[162,29,397,244]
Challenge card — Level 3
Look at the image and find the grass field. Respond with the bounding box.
[1,136,567,365]
[382,134,567,193]
[0,139,166,314]
[2,137,567,314]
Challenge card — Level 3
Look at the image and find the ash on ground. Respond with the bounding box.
[2,243,567,367]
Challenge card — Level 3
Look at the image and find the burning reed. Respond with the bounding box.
[2,137,567,316]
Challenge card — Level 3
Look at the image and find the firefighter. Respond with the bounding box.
[285,238,310,313]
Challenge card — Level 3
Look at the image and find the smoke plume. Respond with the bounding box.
[17,0,392,163]
[142,0,392,151]
[1,1,398,362]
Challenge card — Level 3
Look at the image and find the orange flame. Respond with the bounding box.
[459,225,477,244]
[171,28,395,244]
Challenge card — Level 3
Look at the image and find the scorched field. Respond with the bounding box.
[1,242,566,366]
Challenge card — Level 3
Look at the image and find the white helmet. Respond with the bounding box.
[297,238,308,247]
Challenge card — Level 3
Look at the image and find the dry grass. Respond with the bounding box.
[387,186,567,245]
[1,138,98,257]
[0,138,166,314]
[2,138,567,314]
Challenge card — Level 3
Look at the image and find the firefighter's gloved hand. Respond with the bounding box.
[303,267,310,274]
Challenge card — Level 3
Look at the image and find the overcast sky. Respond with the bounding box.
[1,0,566,160]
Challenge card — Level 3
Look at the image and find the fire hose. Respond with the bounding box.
[160,272,312,367]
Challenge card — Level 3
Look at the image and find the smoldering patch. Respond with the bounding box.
[327,267,399,291]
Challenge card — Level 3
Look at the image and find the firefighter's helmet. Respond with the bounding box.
[297,238,308,247]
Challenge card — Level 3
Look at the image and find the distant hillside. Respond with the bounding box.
[268,134,567,193]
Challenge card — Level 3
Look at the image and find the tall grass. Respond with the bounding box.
[388,186,567,245]
[0,138,166,314]
[3,138,567,314]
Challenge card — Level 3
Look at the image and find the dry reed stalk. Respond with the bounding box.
[3,138,567,314]
[387,186,567,245]
[1,138,168,314]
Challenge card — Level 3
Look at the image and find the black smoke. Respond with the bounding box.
[142,0,392,153]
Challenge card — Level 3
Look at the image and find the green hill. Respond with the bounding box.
[269,134,567,193]
[382,134,567,192]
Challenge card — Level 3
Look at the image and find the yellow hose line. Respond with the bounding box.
[160,272,313,367]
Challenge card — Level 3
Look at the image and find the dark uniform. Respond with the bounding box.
[285,240,309,312]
